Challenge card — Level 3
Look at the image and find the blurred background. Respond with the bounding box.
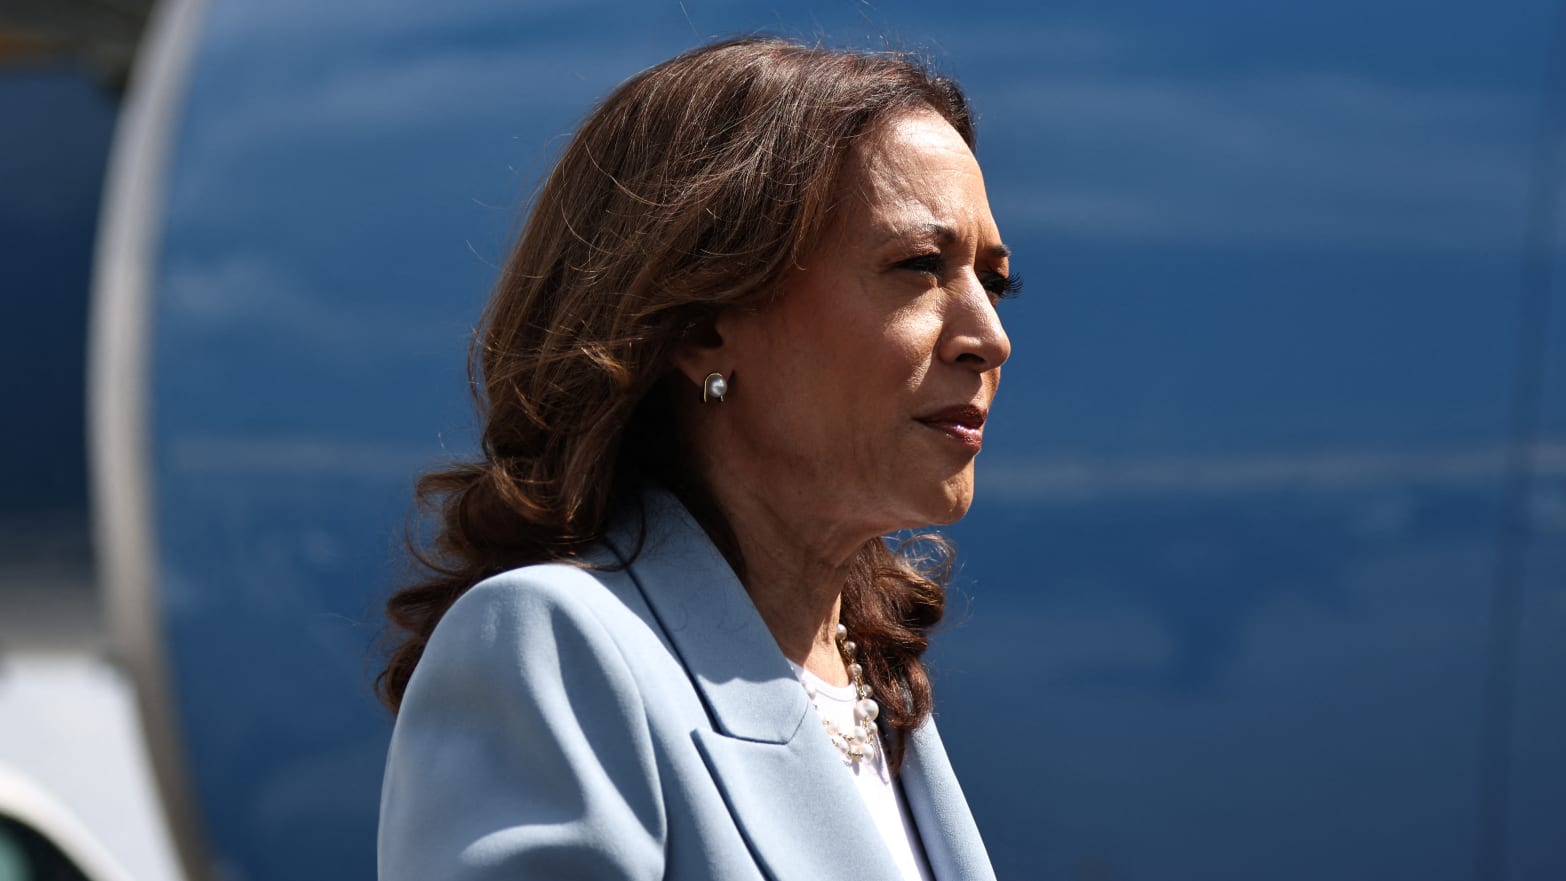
[1,1,1562,880]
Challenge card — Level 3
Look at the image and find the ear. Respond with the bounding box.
[670,311,736,390]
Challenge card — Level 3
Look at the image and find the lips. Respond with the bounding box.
[915,404,987,451]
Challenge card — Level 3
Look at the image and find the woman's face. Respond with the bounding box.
[704,109,1013,538]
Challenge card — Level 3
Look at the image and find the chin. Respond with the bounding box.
[914,471,976,526]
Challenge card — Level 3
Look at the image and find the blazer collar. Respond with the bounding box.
[602,490,906,881]
[602,487,810,743]
[603,488,994,881]
[900,719,998,881]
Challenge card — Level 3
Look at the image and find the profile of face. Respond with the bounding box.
[681,109,1013,541]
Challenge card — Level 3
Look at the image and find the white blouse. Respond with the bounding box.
[790,661,935,881]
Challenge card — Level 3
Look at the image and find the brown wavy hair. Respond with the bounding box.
[377,36,974,772]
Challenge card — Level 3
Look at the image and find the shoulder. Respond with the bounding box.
[419,560,640,678]
[442,561,617,634]
[381,560,672,880]
[408,554,682,711]
[391,559,672,787]
[432,557,638,647]
[460,559,622,613]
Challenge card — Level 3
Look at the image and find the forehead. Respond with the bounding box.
[838,110,994,233]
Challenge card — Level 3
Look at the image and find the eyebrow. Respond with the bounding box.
[878,222,1012,261]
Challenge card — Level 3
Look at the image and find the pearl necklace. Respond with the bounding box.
[799,623,881,765]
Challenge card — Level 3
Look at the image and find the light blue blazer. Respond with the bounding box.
[378,489,995,881]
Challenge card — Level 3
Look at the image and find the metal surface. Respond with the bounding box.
[0,764,136,881]
[1474,7,1566,879]
[87,0,211,878]
[138,1,1566,879]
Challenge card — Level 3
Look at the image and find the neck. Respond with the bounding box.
[699,480,868,687]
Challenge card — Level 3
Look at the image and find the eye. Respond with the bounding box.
[895,253,945,278]
[983,272,1024,301]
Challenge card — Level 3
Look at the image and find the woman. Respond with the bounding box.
[377,36,1016,881]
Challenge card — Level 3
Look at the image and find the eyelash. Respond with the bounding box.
[896,253,1024,300]
[990,273,1024,300]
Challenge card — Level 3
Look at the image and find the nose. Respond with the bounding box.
[939,275,1011,371]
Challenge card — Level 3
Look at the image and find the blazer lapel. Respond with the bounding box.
[604,489,905,881]
[899,719,997,881]
[691,725,907,881]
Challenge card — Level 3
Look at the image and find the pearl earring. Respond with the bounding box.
[702,372,728,403]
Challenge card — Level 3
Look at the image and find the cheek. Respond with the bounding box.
[730,289,939,444]
[827,317,933,420]
[737,334,914,466]
[764,302,924,387]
